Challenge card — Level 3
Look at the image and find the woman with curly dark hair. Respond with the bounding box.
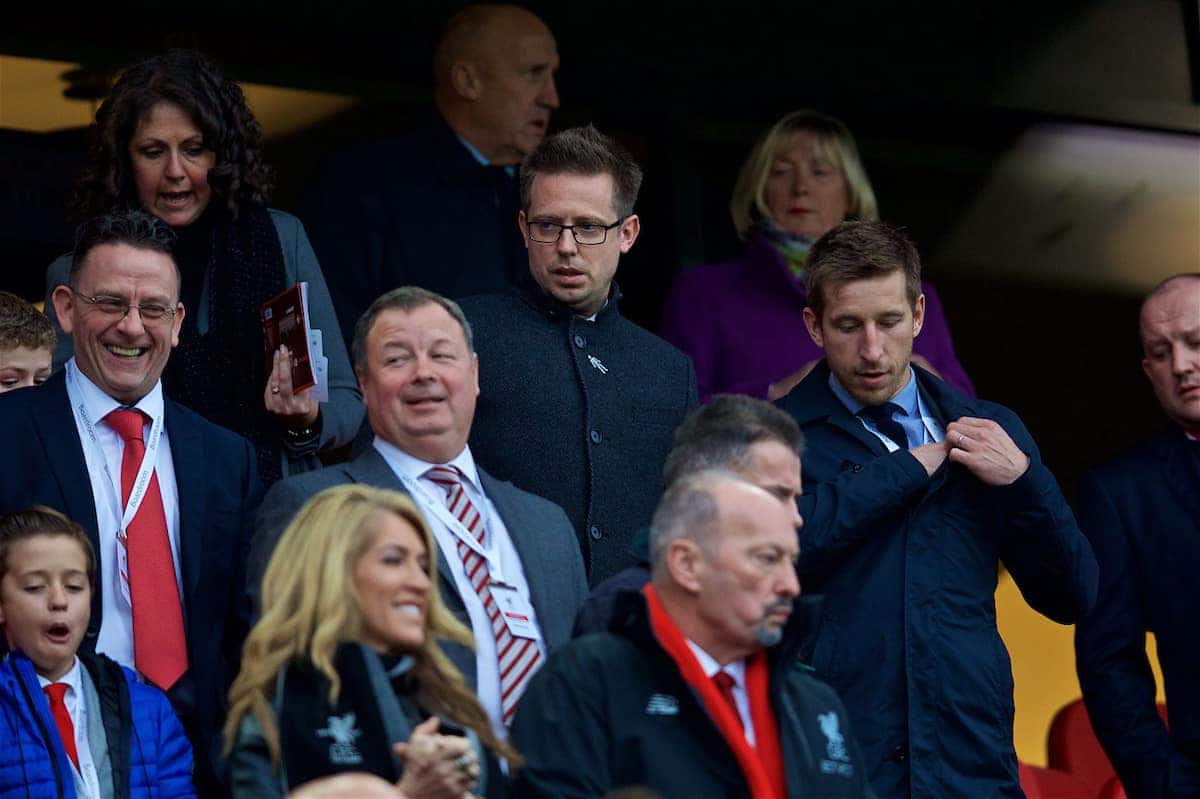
[45,49,363,483]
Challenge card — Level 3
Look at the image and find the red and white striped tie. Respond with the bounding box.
[425,466,542,724]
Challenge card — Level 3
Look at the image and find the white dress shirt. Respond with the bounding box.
[38,657,101,799]
[687,639,756,746]
[373,438,547,740]
[65,359,182,670]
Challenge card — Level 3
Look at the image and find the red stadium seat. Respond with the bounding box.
[1019,761,1091,799]
[1099,775,1128,799]
[1046,698,1168,796]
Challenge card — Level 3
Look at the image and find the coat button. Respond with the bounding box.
[573,334,587,349]
[852,464,863,473]
[589,429,602,444]
[589,526,602,540]
[891,745,907,763]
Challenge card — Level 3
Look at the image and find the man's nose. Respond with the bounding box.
[860,325,884,360]
[779,564,801,598]
[116,306,149,336]
[540,76,560,110]
[555,227,579,254]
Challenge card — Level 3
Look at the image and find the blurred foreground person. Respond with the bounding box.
[227,484,514,798]
[0,291,54,392]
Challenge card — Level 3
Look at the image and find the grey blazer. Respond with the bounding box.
[249,446,588,683]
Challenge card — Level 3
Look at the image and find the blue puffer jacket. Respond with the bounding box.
[0,652,196,799]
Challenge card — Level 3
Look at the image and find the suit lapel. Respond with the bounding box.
[165,400,206,615]
[345,448,458,599]
[33,375,104,644]
[33,375,100,542]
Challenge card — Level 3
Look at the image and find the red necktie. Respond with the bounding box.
[712,670,741,721]
[426,465,542,724]
[105,408,187,690]
[43,683,80,771]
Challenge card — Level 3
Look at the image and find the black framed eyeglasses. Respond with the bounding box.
[526,218,625,246]
[70,289,178,322]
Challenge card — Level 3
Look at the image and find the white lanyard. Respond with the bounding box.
[398,471,506,584]
[68,365,164,606]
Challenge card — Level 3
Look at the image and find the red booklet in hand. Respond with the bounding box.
[261,283,315,393]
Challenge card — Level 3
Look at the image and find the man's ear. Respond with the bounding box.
[802,307,824,349]
[617,214,640,254]
[518,210,531,250]
[450,61,482,100]
[51,285,75,335]
[666,538,705,594]
[355,366,368,403]
[912,293,926,338]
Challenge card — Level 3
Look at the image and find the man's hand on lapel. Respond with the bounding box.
[945,417,1030,486]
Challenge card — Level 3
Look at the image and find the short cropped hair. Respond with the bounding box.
[0,292,56,353]
[352,286,475,371]
[663,395,803,487]
[649,470,735,576]
[0,506,96,588]
[731,109,879,241]
[805,220,922,321]
[70,210,179,291]
[520,124,643,218]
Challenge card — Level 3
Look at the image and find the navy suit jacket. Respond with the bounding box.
[250,445,589,683]
[302,113,525,345]
[778,362,1097,799]
[0,371,263,785]
[1075,430,1200,798]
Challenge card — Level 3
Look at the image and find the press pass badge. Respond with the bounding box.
[490,583,540,640]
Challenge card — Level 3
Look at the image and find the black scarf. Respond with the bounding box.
[163,203,287,484]
[277,645,420,789]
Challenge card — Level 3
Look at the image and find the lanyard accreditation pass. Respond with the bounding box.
[68,365,164,608]
[397,471,506,584]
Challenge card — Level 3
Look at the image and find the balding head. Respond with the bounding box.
[434,4,559,166]
[1139,273,1200,430]
[650,471,800,665]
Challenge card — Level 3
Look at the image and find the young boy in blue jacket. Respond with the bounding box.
[0,506,196,798]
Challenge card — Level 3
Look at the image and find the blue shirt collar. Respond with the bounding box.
[456,134,516,177]
[828,366,919,418]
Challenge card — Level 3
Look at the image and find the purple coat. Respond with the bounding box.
[660,233,975,402]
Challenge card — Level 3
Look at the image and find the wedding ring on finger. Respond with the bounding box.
[957,433,965,447]
[270,385,280,395]
[453,753,473,771]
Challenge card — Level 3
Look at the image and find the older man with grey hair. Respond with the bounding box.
[511,470,873,798]
[250,285,586,740]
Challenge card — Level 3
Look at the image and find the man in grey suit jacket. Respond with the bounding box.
[252,286,587,738]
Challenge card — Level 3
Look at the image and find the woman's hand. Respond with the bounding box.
[264,345,319,428]
[394,717,481,799]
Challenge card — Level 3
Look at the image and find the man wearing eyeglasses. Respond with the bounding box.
[459,125,698,586]
[0,209,263,795]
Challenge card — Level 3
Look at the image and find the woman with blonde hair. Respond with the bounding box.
[225,484,516,798]
[661,109,973,402]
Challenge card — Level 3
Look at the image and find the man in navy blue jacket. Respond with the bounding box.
[776,221,1097,799]
[1075,273,1200,799]
[0,211,262,796]
[304,5,560,344]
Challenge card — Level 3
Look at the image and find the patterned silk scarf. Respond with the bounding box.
[753,218,814,283]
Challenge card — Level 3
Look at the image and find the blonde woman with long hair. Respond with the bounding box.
[225,484,517,798]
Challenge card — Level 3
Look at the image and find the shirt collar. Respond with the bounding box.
[685,638,746,685]
[36,656,82,695]
[828,365,919,417]
[372,437,481,493]
[66,357,164,424]
[455,134,515,177]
